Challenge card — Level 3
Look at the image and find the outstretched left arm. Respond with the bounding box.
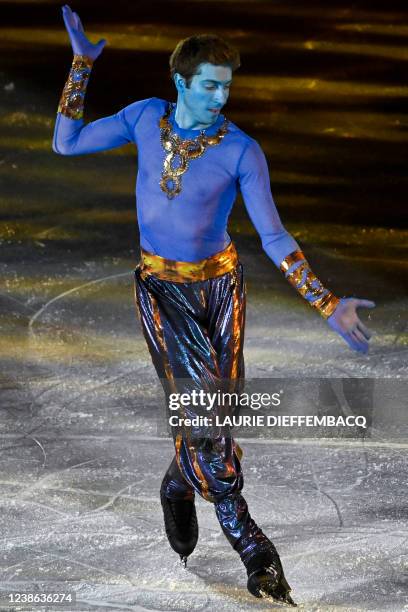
[238,138,375,353]
[280,251,375,353]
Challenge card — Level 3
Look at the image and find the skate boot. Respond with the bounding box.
[245,548,297,607]
[160,481,198,567]
[215,493,297,605]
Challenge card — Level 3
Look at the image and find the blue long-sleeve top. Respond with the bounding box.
[53,97,300,264]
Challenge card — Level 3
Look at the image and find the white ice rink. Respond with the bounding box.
[1,265,407,611]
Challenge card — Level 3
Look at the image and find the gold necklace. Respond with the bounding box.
[159,103,229,199]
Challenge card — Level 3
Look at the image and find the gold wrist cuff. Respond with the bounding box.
[57,55,94,120]
[279,249,305,274]
[311,292,340,319]
[280,250,340,319]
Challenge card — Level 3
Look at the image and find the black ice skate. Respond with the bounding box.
[245,549,297,607]
[160,482,198,567]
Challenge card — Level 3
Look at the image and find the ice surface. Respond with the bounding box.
[0,263,407,611]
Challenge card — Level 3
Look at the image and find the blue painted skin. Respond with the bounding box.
[54,5,375,354]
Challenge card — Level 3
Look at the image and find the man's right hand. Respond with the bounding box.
[61,4,106,60]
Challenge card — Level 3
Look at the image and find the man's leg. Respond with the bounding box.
[134,263,295,604]
[206,266,283,570]
[161,456,194,502]
[134,265,244,502]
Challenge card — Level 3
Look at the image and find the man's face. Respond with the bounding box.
[178,63,232,125]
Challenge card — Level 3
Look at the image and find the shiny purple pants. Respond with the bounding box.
[134,262,274,562]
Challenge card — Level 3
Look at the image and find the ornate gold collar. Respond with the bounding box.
[159,103,229,199]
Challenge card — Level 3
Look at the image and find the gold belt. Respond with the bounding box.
[138,241,239,282]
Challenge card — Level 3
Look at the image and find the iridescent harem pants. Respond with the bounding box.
[134,242,274,564]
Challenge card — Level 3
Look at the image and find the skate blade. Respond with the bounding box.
[259,587,298,607]
[179,555,188,568]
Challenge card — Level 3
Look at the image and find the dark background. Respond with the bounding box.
[1,1,407,244]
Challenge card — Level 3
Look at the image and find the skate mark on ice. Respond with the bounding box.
[2,403,48,466]
[3,477,164,526]
[0,373,68,467]
[286,533,375,562]
[75,600,136,611]
[0,291,37,312]
[22,547,136,586]
[78,585,212,611]
[308,455,344,527]
[8,458,100,499]
[22,432,47,467]
[1,479,160,507]
[245,490,292,524]
[27,379,66,416]
[377,535,408,586]
[28,270,131,332]
[2,497,71,518]
[0,529,142,546]
[2,551,53,581]
[4,433,402,450]
[80,483,136,515]
[59,370,137,406]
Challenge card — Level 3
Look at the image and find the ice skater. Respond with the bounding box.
[53,5,375,606]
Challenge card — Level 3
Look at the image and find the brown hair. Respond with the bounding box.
[169,34,240,87]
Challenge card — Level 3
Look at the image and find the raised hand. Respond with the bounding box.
[327,297,375,354]
[61,4,106,60]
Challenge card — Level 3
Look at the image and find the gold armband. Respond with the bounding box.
[57,55,94,120]
[280,250,340,319]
